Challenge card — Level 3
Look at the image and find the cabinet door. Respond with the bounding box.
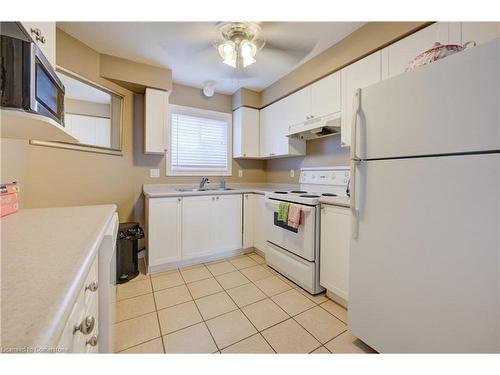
[341,51,381,147]
[311,71,341,118]
[212,195,242,252]
[144,88,168,154]
[182,196,213,258]
[260,100,283,157]
[461,22,500,46]
[243,194,255,248]
[147,197,182,266]
[21,22,56,67]
[381,22,451,80]
[253,195,267,253]
[284,86,311,127]
[233,107,259,158]
[320,205,351,301]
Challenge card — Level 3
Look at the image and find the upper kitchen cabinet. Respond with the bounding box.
[144,88,169,154]
[233,107,260,158]
[21,22,56,67]
[381,22,452,80]
[341,51,382,147]
[461,22,500,46]
[259,99,306,158]
[311,71,341,119]
[283,86,311,126]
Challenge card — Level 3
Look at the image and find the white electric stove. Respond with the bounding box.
[264,167,350,294]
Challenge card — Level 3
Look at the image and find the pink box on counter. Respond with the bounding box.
[1,182,19,217]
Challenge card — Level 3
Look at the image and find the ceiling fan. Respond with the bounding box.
[213,22,265,69]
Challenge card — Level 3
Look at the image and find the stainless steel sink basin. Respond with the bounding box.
[175,187,235,192]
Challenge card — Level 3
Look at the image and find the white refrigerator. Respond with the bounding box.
[348,38,500,353]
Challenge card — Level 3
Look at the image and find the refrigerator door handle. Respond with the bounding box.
[350,88,362,239]
[350,88,362,161]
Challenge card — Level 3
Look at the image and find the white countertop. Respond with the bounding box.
[1,204,116,351]
[143,182,300,198]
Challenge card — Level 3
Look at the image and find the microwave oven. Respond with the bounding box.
[0,22,65,125]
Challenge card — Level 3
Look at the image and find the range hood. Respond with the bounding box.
[287,112,341,140]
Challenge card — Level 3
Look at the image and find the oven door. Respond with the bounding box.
[264,198,317,261]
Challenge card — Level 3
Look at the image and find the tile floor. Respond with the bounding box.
[112,252,376,354]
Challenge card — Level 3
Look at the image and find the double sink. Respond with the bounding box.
[175,187,235,192]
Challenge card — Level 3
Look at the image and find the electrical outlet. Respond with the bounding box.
[238,169,243,177]
[290,169,295,178]
[150,168,160,178]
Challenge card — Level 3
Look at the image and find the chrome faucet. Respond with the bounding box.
[199,177,209,190]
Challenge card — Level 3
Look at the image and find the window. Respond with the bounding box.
[167,105,232,176]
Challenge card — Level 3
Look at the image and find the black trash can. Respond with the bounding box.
[116,222,144,284]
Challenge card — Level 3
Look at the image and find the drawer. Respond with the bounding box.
[84,257,98,306]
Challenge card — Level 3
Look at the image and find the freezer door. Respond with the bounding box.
[348,154,500,353]
[354,38,500,160]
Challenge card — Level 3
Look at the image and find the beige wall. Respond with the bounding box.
[232,88,261,110]
[1,28,264,230]
[170,83,232,113]
[65,98,111,118]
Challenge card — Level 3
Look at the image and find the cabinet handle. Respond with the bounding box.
[216,196,219,200]
[30,28,46,44]
[178,197,182,203]
[243,153,247,157]
[85,281,98,293]
[86,335,98,347]
[74,315,95,335]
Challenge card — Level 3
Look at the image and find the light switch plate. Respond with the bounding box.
[150,168,160,178]
[290,169,295,178]
[238,169,243,177]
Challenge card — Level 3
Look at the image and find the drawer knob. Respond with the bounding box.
[86,334,98,347]
[74,315,95,335]
[85,281,98,292]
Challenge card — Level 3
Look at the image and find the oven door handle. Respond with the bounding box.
[264,198,315,213]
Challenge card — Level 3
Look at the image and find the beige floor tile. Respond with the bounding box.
[195,291,238,320]
[325,330,376,354]
[240,265,273,282]
[321,299,348,323]
[294,306,347,344]
[221,333,274,353]
[157,301,203,335]
[113,312,160,352]
[206,310,257,349]
[129,272,150,283]
[247,253,266,264]
[116,279,152,301]
[295,287,329,304]
[271,289,316,316]
[119,338,164,353]
[215,270,250,289]
[229,256,258,270]
[226,283,266,307]
[114,293,156,323]
[163,322,218,353]
[260,264,278,275]
[254,276,292,297]
[205,260,237,276]
[151,268,179,278]
[187,277,223,299]
[261,319,320,353]
[241,298,289,331]
[180,263,206,270]
[154,284,192,310]
[180,265,212,283]
[311,346,331,354]
[151,271,184,291]
[275,273,299,287]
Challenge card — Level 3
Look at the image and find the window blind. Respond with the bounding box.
[170,111,229,172]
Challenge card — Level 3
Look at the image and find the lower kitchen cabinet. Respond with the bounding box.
[182,195,242,258]
[253,194,267,253]
[320,204,351,305]
[243,194,255,248]
[147,196,182,266]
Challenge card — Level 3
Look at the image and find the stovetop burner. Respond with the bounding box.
[322,193,338,197]
[300,194,321,198]
[290,190,308,194]
[274,191,288,194]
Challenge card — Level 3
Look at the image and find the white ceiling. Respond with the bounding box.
[59,72,111,104]
[57,22,365,95]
